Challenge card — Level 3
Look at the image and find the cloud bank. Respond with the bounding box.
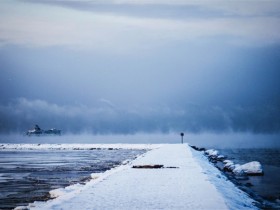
[1,98,279,134]
[0,1,279,137]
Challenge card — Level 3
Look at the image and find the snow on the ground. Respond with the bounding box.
[18,144,258,210]
[233,161,263,175]
[223,160,236,171]
[191,148,258,210]
[222,158,264,175]
[49,184,84,198]
[0,143,160,150]
[205,149,219,157]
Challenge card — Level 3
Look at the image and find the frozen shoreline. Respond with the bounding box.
[0,143,161,151]
[13,144,258,210]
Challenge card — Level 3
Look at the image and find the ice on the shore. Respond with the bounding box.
[206,149,263,176]
[49,173,107,198]
[90,173,103,179]
[14,206,29,210]
[205,149,219,157]
[205,149,225,160]
[0,143,159,150]
[49,184,83,198]
[191,148,258,210]
[223,159,263,175]
[233,161,263,175]
[20,144,257,210]
[223,160,236,171]
[217,155,226,160]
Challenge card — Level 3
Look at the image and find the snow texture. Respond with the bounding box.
[49,184,84,198]
[222,159,263,176]
[191,149,258,210]
[205,149,219,157]
[17,144,258,210]
[223,160,236,171]
[204,149,225,160]
[233,161,263,175]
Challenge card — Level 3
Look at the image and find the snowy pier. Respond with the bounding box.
[21,144,257,210]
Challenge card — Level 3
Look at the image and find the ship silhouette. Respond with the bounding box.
[26,125,61,136]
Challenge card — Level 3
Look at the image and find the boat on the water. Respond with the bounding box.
[26,125,61,136]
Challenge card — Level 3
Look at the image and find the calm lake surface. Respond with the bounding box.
[0,149,146,209]
[219,148,280,207]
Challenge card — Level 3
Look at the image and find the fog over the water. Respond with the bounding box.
[0,0,280,142]
[1,133,280,148]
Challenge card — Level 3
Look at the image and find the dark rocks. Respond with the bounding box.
[223,160,236,172]
[245,182,254,187]
[190,145,205,151]
[204,149,226,162]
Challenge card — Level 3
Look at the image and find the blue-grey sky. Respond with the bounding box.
[0,0,280,134]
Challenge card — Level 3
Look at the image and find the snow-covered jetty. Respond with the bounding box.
[17,144,257,210]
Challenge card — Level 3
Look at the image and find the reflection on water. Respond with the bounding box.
[0,149,146,209]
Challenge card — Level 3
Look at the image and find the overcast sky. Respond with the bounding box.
[0,0,279,135]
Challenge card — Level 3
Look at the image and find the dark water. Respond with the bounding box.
[0,149,146,209]
[219,148,280,207]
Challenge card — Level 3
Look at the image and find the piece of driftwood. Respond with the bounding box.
[132,165,179,169]
[132,165,164,169]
